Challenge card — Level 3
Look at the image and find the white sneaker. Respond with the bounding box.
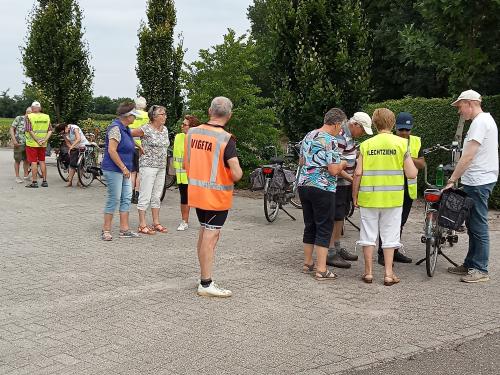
[197,282,232,298]
[16,177,24,183]
[177,221,189,231]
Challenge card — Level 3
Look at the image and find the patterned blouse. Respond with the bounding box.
[298,129,341,192]
[139,124,170,169]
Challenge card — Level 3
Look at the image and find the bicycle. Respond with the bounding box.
[416,142,461,277]
[283,141,303,209]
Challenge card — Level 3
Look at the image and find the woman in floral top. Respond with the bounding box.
[130,105,170,234]
[298,108,346,281]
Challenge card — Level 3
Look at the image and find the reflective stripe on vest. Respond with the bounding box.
[185,125,234,210]
[26,113,50,147]
[173,133,188,184]
[407,135,421,199]
[358,133,407,208]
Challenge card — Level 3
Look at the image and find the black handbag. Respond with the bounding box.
[437,188,474,230]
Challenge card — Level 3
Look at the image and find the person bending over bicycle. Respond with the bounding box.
[55,123,90,187]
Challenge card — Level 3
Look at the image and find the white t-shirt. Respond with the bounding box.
[461,112,499,186]
[67,124,89,148]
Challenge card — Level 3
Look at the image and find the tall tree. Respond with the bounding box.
[253,0,372,140]
[362,0,448,101]
[399,0,500,95]
[184,30,279,171]
[22,0,94,123]
[136,0,184,130]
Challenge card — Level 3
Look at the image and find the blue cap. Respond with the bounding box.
[395,112,413,130]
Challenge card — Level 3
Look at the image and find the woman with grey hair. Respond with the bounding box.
[130,105,170,234]
[101,102,141,241]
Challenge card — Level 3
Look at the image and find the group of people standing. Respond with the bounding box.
[297,89,498,286]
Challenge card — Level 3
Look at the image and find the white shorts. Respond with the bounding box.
[358,207,402,249]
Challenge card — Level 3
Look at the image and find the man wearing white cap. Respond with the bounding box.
[25,101,52,188]
[327,112,373,269]
[446,90,498,283]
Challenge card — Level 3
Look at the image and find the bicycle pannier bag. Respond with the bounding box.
[437,188,474,230]
[270,168,287,190]
[167,156,176,176]
[249,168,265,191]
[283,169,296,185]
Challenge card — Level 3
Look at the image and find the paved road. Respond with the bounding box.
[343,331,500,375]
[0,148,499,374]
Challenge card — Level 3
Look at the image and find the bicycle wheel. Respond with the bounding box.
[160,174,176,202]
[56,156,69,182]
[425,213,440,277]
[264,182,280,222]
[78,152,95,187]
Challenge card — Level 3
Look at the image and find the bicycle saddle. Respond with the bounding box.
[270,157,284,165]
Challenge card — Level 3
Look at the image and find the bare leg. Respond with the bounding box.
[151,208,160,225]
[14,161,20,177]
[119,211,129,232]
[31,162,38,182]
[363,245,374,276]
[315,245,328,273]
[329,220,344,247]
[181,204,190,222]
[383,248,395,276]
[23,161,29,178]
[138,209,147,228]
[67,168,76,186]
[40,161,47,181]
[130,172,137,191]
[198,229,220,280]
[103,213,113,231]
[304,243,314,267]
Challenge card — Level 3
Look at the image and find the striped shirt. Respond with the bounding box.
[335,123,357,186]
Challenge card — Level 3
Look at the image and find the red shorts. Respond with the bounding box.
[26,146,46,163]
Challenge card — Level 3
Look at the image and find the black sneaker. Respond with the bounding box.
[338,248,358,261]
[326,252,351,269]
[394,251,412,263]
[41,181,48,187]
[26,182,38,188]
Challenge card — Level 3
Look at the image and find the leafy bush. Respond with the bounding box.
[0,124,11,146]
[364,95,500,208]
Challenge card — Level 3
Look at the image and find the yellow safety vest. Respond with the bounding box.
[129,109,148,146]
[25,113,50,148]
[173,133,188,184]
[358,133,408,208]
[407,135,421,199]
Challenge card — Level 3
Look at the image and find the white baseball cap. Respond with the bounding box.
[451,90,482,106]
[31,101,41,108]
[351,112,373,135]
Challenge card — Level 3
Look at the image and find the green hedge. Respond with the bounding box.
[364,95,500,208]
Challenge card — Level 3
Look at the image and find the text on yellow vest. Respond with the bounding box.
[25,113,50,148]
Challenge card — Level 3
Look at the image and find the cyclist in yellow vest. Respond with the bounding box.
[377,112,425,265]
[25,101,52,188]
[173,114,200,231]
[352,108,417,286]
[129,96,149,203]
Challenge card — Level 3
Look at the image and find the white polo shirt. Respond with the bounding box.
[461,112,499,186]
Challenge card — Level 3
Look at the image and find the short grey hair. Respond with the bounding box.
[135,96,147,110]
[324,108,347,125]
[210,96,233,117]
[25,107,32,114]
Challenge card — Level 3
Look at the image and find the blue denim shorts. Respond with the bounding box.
[103,170,132,213]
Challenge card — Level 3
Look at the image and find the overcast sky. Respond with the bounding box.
[1,0,253,98]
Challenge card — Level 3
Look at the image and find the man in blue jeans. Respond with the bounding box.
[445,90,498,283]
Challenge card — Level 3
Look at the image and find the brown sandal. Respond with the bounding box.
[153,223,168,233]
[384,274,400,286]
[314,270,338,281]
[302,263,317,274]
[138,225,156,235]
[362,274,373,284]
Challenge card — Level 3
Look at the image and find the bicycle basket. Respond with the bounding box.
[437,188,474,230]
[249,168,265,191]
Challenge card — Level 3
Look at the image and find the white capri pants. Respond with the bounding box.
[137,167,166,210]
[358,206,402,249]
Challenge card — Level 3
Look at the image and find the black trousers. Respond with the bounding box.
[299,186,335,248]
[378,191,413,255]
